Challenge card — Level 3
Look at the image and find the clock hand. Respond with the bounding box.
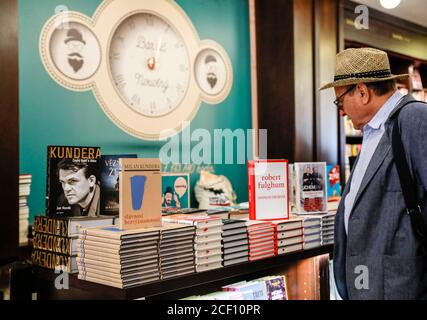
[154,37,162,67]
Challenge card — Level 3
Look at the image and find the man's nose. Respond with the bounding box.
[339,109,346,117]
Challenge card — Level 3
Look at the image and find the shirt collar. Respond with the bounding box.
[364,91,403,131]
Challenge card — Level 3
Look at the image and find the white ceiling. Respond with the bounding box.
[353,0,427,28]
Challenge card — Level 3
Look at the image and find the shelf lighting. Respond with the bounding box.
[379,0,401,9]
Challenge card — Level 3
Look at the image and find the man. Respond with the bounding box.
[321,48,427,299]
[56,158,100,217]
[162,186,181,208]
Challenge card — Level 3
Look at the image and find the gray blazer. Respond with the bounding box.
[334,95,427,300]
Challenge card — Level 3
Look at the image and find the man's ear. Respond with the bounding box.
[88,175,96,187]
[357,83,370,104]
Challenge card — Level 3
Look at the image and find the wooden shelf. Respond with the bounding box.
[34,245,333,300]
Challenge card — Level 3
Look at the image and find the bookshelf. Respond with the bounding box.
[340,0,427,182]
[33,245,333,300]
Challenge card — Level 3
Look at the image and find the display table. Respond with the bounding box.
[34,245,333,300]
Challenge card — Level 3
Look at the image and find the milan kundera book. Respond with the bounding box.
[119,158,162,230]
[248,159,289,220]
[46,145,101,217]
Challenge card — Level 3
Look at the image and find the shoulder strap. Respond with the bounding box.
[391,100,427,253]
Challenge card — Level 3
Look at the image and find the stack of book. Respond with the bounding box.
[162,215,224,272]
[32,215,115,273]
[221,219,248,266]
[246,220,275,261]
[321,212,336,245]
[77,225,161,288]
[19,174,32,245]
[159,223,196,279]
[271,218,304,255]
[301,215,322,250]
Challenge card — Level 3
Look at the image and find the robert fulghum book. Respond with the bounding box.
[248,160,290,220]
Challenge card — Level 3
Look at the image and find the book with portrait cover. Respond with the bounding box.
[46,145,101,218]
[119,158,162,230]
[248,159,289,220]
[100,154,137,215]
[294,162,327,214]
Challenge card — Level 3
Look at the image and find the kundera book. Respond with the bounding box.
[119,158,162,230]
[100,154,137,216]
[33,215,117,237]
[248,159,289,220]
[294,162,327,214]
[46,145,101,217]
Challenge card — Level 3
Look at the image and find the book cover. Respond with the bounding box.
[248,159,289,220]
[294,162,327,214]
[46,145,101,217]
[327,164,341,202]
[262,276,288,300]
[162,215,223,228]
[119,158,162,230]
[34,215,116,237]
[162,173,190,209]
[100,154,137,216]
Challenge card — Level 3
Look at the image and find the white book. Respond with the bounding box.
[276,228,303,239]
[276,242,303,254]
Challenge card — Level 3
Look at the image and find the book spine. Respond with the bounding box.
[248,161,256,220]
[33,232,72,255]
[285,160,290,219]
[46,146,51,216]
[33,215,69,237]
[31,249,74,272]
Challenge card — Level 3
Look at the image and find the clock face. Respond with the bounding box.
[109,13,190,117]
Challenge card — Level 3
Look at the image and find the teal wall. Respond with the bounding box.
[19,0,253,222]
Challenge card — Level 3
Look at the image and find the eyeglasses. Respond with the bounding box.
[333,85,356,109]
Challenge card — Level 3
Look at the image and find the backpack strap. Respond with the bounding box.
[391,100,427,254]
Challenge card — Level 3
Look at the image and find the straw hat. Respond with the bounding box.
[320,48,408,90]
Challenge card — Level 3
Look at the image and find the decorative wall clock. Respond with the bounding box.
[40,0,233,140]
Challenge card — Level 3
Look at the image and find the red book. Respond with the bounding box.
[248,160,290,220]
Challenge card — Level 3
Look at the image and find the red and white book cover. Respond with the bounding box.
[248,160,290,220]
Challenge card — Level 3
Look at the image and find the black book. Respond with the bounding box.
[46,146,101,217]
[222,219,247,231]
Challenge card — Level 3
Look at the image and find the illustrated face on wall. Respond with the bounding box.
[205,54,218,88]
[64,28,86,72]
[195,47,228,96]
[48,22,101,80]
